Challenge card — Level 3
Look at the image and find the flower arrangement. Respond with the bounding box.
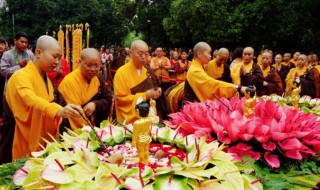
[169,97,320,167]
[262,95,320,121]
[7,121,261,190]
[169,97,320,188]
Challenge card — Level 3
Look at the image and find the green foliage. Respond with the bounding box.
[1,0,320,50]
[123,31,144,48]
[0,0,127,47]
[0,157,27,186]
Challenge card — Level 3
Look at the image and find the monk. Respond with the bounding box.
[312,54,319,66]
[291,52,301,66]
[182,42,252,105]
[230,47,263,96]
[5,35,82,160]
[278,53,296,88]
[114,40,163,124]
[58,48,113,129]
[259,52,283,96]
[285,54,316,98]
[273,54,283,72]
[206,48,232,83]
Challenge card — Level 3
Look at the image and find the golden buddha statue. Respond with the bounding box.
[132,101,152,148]
[291,79,301,109]
[244,86,256,117]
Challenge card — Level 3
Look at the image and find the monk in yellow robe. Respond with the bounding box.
[114,40,163,124]
[285,54,316,98]
[164,82,185,113]
[291,52,301,67]
[182,42,251,105]
[5,36,82,160]
[259,52,283,96]
[206,48,232,83]
[230,47,263,96]
[58,48,112,129]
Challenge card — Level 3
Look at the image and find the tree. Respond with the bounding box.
[0,0,127,47]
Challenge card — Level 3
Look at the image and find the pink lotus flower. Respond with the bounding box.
[168,97,320,168]
[264,151,280,168]
[227,143,260,161]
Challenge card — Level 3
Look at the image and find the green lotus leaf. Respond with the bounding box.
[112,126,125,143]
[60,180,102,190]
[83,149,100,167]
[44,151,73,166]
[242,174,263,190]
[154,174,188,190]
[22,165,46,188]
[188,178,225,190]
[211,160,244,190]
[41,164,74,184]
[66,163,96,183]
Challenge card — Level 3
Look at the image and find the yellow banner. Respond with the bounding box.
[72,24,83,70]
[65,24,71,64]
[85,23,90,48]
[57,25,64,58]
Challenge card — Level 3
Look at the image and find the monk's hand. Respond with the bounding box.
[146,87,162,100]
[263,81,268,86]
[57,104,82,118]
[240,65,246,76]
[83,102,96,116]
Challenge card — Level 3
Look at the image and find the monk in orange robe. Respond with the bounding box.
[5,36,82,160]
[206,48,232,83]
[182,42,252,105]
[285,54,316,98]
[58,48,113,130]
[114,40,163,124]
[230,47,263,96]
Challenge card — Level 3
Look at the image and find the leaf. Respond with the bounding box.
[22,165,46,188]
[66,164,96,183]
[154,174,189,190]
[210,160,244,190]
[41,164,74,184]
[44,151,73,166]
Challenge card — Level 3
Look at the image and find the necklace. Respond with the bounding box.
[12,47,27,65]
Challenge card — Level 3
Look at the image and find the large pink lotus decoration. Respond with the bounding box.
[169,97,320,168]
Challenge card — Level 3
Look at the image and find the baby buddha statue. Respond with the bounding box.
[244,86,256,117]
[132,101,152,148]
[291,78,301,109]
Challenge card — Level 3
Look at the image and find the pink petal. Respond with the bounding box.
[217,131,231,144]
[236,143,252,151]
[279,138,302,151]
[264,151,280,168]
[285,150,302,160]
[262,141,276,151]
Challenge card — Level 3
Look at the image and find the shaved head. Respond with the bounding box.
[129,40,149,68]
[36,35,60,51]
[193,42,211,58]
[243,47,254,64]
[243,47,254,54]
[218,48,229,56]
[130,40,148,51]
[216,48,229,66]
[262,52,272,58]
[81,48,100,60]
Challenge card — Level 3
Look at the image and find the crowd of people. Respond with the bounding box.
[0,32,319,164]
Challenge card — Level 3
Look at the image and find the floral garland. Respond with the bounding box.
[8,121,262,190]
